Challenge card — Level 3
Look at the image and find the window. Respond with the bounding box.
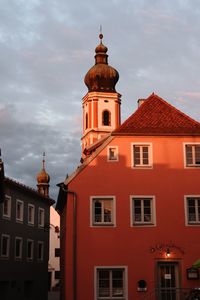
[38,208,45,227]
[91,197,115,226]
[185,196,200,225]
[37,241,44,261]
[96,268,126,300]
[185,144,200,167]
[55,271,60,279]
[3,196,11,219]
[16,200,24,222]
[28,204,35,225]
[15,237,22,260]
[108,146,118,161]
[55,248,60,257]
[1,234,10,258]
[131,196,155,226]
[85,113,88,129]
[132,144,152,168]
[27,240,34,260]
[102,110,111,126]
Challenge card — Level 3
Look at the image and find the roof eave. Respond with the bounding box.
[112,132,200,136]
[5,177,55,205]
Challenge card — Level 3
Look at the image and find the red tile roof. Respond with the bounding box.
[112,93,200,136]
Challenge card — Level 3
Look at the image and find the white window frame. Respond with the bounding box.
[131,143,153,168]
[94,266,128,300]
[37,241,44,261]
[16,199,24,223]
[15,237,23,260]
[38,207,45,228]
[107,146,119,162]
[3,195,11,219]
[90,196,116,227]
[28,204,35,226]
[27,239,34,261]
[184,195,200,226]
[183,143,200,168]
[130,195,156,227]
[1,234,10,258]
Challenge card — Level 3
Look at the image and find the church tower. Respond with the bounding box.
[36,152,50,197]
[82,33,121,151]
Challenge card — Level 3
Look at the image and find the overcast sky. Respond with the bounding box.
[1,0,200,200]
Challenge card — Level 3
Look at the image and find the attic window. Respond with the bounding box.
[108,146,118,161]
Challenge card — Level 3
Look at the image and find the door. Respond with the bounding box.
[157,262,180,300]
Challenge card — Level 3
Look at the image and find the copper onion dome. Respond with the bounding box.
[37,153,50,184]
[84,33,119,92]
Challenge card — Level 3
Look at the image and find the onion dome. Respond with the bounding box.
[84,33,119,92]
[37,168,50,184]
[37,153,50,184]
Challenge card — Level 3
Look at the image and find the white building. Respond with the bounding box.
[48,206,60,291]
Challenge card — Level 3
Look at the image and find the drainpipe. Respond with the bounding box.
[0,149,5,203]
[61,185,77,300]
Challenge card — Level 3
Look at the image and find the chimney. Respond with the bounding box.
[137,99,146,107]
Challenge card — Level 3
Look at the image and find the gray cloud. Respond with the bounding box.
[1,0,200,200]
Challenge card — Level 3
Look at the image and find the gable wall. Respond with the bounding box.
[64,135,200,300]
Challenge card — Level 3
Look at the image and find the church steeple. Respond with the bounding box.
[36,152,50,197]
[82,33,121,152]
[84,33,119,93]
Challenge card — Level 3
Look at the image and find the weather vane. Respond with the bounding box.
[42,152,46,169]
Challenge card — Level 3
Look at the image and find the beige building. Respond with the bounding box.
[48,206,60,291]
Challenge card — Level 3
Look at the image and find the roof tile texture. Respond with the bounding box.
[113,94,200,135]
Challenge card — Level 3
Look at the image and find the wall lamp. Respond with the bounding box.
[166,248,171,257]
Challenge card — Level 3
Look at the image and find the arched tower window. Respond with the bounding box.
[102,110,111,126]
[85,113,88,129]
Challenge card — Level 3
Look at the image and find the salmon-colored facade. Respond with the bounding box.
[56,35,200,300]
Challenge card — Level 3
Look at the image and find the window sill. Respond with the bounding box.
[92,223,115,227]
[2,215,11,220]
[28,222,34,226]
[0,256,9,260]
[132,223,155,227]
[16,219,23,224]
[132,166,153,169]
[185,165,200,168]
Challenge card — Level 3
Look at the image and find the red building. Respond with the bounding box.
[56,34,200,300]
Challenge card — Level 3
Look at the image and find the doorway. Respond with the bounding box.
[157,262,180,300]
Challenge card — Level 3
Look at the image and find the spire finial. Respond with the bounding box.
[42,152,45,170]
[99,25,103,42]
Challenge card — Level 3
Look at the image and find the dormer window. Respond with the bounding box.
[102,110,111,126]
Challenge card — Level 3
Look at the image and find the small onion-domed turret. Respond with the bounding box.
[84,34,119,92]
[37,168,50,184]
[36,152,50,197]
